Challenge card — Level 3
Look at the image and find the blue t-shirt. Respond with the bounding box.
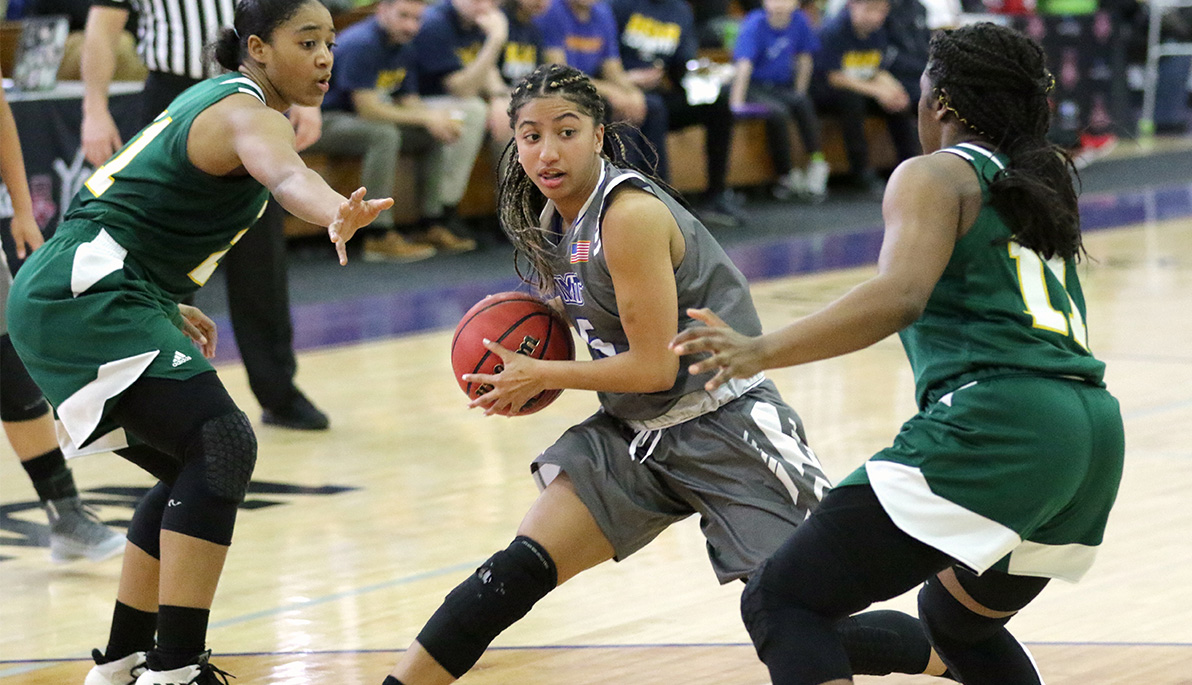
[323,16,419,113]
[814,9,888,88]
[502,8,545,85]
[413,1,488,96]
[536,0,621,77]
[732,8,819,88]
[609,0,696,75]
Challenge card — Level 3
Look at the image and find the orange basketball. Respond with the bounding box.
[450,292,575,415]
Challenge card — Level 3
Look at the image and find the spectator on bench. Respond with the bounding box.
[414,0,513,147]
[812,0,918,196]
[611,0,745,227]
[884,0,931,102]
[730,0,830,202]
[500,0,548,88]
[309,0,485,261]
[537,0,655,170]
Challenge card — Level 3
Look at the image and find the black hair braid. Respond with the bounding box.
[498,64,671,291]
[929,23,1084,261]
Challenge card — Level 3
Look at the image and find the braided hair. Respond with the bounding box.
[928,23,1083,261]
[499,63,656,291]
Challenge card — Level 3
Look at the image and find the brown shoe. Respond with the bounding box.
[419,225,477,253]
[362,232,436,263]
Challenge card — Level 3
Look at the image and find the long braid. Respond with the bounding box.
[929,23,1083,261]
[498,64,667,291]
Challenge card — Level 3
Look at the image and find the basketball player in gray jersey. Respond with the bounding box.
[381,63,952,685]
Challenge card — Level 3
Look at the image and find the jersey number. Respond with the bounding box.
[576,318,618,358]
[84,116,173,197]
[1009,242,1089,350]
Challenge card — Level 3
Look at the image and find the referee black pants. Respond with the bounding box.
[141,72,300,412]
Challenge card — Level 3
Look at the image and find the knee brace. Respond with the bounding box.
[126,482,172,559]
[160,411,257,546]
[1,335,50,421]
[417,536,558,678]
[918,575,1012,647]
[186,409,258,503]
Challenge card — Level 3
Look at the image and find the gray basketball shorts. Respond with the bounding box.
[531,380,832,583]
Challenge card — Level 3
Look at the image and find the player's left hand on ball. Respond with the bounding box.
[463,338,544,416]
[178,304,218,359]
[670,307,764,391]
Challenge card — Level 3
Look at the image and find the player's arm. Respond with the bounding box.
[540,189,681,393]
[675,155,961,381]
[197,96,392,263]
[467,189,681,414]
[221,101,349,226]
[0,64,40,258]
[81,4,132,165]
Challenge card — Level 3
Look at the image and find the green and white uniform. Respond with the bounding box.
[837,142,1125,582]
[7,73,270,456]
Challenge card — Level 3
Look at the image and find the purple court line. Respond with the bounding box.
[207,183,1192,365]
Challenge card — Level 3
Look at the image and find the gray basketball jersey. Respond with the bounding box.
[543,162,762,421]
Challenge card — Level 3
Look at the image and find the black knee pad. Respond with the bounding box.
[185,410,258,503]
[417,536,558,678]
[160,411,256,546]
[126,482,171,559]
[0,335,50,421]
[918,575,1012,647]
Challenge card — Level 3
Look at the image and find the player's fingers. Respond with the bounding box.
[181,319,207,345]
[336,238,348,266]
[686,307,726,328]
[481,338,513,359]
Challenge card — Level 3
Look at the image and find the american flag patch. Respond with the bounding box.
[570,241,591,263]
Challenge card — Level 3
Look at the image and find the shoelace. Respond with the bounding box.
[198,662,236,684]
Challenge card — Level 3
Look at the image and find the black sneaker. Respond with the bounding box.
[261,392,330,431]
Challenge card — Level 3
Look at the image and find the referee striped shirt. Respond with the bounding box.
[94,0,235,80]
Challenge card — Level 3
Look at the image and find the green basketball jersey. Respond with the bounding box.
[901,142,1105,408]
[66,73,272,300]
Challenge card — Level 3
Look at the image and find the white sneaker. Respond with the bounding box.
[84,650,147,685]
[805,159,830,200]
[772,168,806,201]
[134,651,232,684]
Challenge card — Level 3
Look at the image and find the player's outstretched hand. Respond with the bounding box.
[328,187,395,265]
[178,304,218,359]
[669,307,765,391]
[463,338,545,416]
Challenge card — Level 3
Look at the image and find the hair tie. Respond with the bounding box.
[232,27,241,39]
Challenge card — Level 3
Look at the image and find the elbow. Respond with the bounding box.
[640,357,680,393]
[891,293,927,330]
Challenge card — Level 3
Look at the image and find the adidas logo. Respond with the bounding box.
[171,351,192,367]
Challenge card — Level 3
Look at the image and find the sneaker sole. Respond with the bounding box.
[51,533,126,564]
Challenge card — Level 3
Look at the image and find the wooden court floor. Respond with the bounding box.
[2,217,1190,684]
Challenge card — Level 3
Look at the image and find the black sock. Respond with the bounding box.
[382,677,405,685]
[22,448,78,502]
[152,605,209,670]
[103,601,157,661]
